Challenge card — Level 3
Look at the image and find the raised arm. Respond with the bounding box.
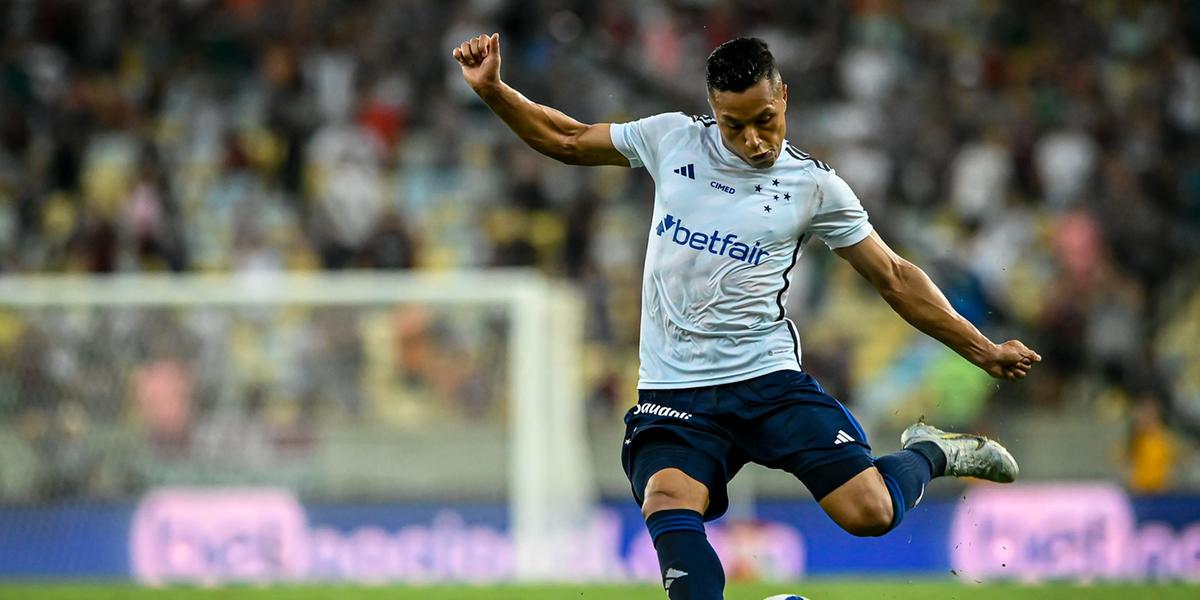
[835,231,1041,381]
[452,33,628,167]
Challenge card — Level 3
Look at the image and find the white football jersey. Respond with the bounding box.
[610,112,873,389]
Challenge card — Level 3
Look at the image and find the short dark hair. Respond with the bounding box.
[705,37,778,93]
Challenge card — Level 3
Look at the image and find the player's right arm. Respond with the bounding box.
[808,169,1040,381]
[452,33,629,167]
[835,231,1041,381]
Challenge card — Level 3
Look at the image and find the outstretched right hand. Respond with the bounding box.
[452,33,501,92]
[978,339,1042,381]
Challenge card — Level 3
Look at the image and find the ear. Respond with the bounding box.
[781,83,788,102]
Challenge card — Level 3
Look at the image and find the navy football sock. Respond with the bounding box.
[873,448,938,533]
[645,509,724,600]
[906,441,948,477]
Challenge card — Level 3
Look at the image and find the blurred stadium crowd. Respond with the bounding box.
[0,0,1198,501]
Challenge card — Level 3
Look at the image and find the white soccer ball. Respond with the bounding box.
[762,595,810,600]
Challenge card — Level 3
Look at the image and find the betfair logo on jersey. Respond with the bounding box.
[653,214,769,266]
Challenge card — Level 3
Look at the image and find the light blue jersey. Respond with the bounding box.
[610,112,873,389]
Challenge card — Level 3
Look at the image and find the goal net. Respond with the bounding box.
[0,270,594,582]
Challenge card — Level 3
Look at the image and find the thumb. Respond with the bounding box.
[490,32,500,54]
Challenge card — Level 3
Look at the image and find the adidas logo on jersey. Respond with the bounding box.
[673,163,695,179]
[652,214,770,266]
[834,430,855,445]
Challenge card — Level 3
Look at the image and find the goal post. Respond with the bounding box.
[0,269,595,581]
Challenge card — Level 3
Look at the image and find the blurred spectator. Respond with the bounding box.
[305,121,385,268]
[1126,396,1178,494]
[132,346,194,454]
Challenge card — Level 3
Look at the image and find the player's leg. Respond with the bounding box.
[796,414,947,536]
[731,369,945,536]
[814,464,894,537]
[642,466,710,516]
[627,439,727,600]
[815,424,1017,537]
[864,435,950,534]
[623,385,743,600]
[816,445,944,537]
[643,466,721,599]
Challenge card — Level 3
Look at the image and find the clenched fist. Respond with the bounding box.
[978,339,1042,381]
[452,33,501,92]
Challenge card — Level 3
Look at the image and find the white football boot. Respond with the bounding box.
[901,421,1019,483]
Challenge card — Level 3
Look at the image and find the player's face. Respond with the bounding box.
[708,77,788,169]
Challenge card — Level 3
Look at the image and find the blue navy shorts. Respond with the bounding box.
[621,369,873,521]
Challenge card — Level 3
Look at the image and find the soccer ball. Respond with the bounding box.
[762,596,811,600]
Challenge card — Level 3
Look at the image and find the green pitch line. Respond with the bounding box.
[0,581,1198,600]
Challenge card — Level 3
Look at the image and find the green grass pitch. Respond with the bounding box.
[1,581,1197,600]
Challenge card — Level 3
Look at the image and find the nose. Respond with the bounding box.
[745,130,763,152]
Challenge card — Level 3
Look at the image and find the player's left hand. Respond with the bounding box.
[979,339,1041,381]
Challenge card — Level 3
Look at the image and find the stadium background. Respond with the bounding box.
[1,0,1199,595]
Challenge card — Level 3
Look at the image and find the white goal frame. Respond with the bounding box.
[0,269,595,581]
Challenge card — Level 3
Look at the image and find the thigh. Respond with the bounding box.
[818,465,895,537]
[729,370,875,500]
[622,388,748,521]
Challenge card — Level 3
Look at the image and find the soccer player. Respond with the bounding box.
[453,34,1041,599]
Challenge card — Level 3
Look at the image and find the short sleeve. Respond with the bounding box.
[809,170,873,249]
[609,112,692,171]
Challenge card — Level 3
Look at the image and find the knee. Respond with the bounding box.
[837,492,894,537]
[641,468,709,519]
